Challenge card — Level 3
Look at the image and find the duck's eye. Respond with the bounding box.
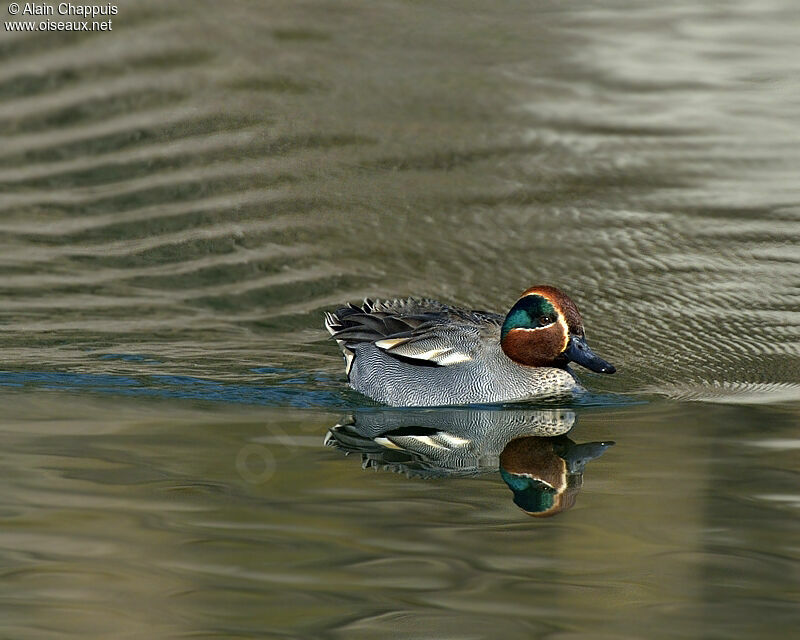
[538,315,555,325]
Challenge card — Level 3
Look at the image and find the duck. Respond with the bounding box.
[324,285,615,407]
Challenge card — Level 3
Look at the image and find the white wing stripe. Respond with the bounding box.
[375,337,473,366]
[410,347,453,360]
[435,351,473,365]
[375,337,410,349]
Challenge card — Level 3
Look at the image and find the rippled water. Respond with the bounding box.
[1,1,798,638]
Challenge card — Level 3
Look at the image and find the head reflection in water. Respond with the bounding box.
[324,407,614,518]
[499,436,614,517]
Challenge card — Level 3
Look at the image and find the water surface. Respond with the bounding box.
[0,0,798,638]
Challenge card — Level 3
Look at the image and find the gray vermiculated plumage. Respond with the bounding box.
[325,297,580,406]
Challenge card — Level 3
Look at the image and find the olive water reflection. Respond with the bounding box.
[0,394,797,639]
[325,408,613,517]
[1,0,799,637]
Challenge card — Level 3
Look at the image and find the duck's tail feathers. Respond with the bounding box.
[324,311,341,336]
[324,298,441,346]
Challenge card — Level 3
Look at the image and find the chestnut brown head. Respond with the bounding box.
[500,285,615,373]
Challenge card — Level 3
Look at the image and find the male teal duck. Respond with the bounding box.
[324,285,615,406]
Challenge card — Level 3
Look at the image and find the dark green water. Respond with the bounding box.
[1,1,798,638]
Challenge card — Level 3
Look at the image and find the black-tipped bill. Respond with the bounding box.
[564,335,616,374]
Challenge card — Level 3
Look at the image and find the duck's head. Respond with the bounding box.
[500,285,615,374]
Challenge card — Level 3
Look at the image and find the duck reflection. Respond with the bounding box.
[324,408,613,517]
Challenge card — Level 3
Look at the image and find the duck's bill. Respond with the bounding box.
[564,335,616,374]
[562,441,615,473]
